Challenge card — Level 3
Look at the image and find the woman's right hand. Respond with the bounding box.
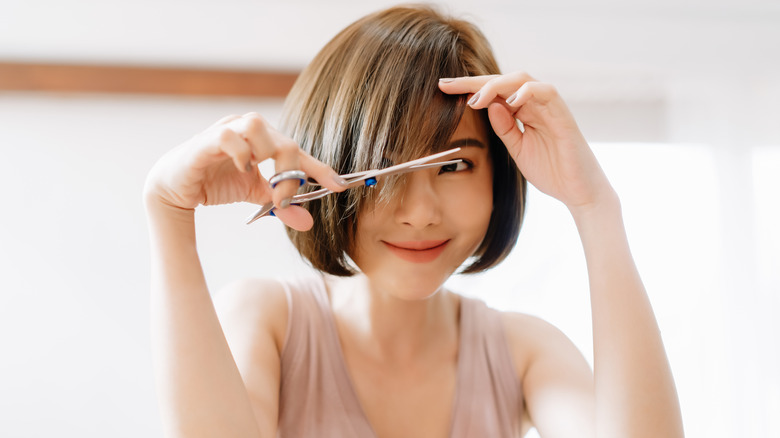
[144,113,347,231]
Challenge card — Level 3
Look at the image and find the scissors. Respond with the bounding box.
[245,147,462,224]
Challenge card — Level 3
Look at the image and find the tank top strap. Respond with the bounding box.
[278,276,376,438]
[450,295,523,437]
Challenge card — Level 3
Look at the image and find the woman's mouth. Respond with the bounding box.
[382,240,449,263]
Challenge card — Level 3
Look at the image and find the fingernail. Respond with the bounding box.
[506,92,518,105]
[467,92,480,106]
[332,174,349,187]
[280,198,291,208]
[439,78,455,83]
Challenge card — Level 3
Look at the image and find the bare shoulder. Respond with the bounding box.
[213,277,289,355]
[500,311,595,436]
[499,311,592,381]
[500,312,571,372]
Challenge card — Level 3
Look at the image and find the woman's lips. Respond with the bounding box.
[382,240,449,263]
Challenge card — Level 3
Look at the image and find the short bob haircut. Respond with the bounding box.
[283,5,526,276]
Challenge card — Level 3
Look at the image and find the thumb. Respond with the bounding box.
[487,102,523,159]
[273,205,315,232]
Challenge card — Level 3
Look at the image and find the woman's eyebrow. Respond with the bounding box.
[448,137,486,149]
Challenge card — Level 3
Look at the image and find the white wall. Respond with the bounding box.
[0,94,289,437]
[1,0,779,436]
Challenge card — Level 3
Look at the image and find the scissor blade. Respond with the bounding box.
[246,147,462,224]
[245,204,275,224]
[346,147,461,182]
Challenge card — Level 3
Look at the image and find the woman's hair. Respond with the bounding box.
[282,4,526,276]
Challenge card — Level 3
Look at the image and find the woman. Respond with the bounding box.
[144,5,684,438]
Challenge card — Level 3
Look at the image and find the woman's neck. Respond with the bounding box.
[324,274,460,365]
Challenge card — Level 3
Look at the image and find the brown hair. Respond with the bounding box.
[282,5,526,276]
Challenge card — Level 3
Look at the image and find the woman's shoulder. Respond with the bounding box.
[497,310,586,378]
[213,277,291,355]
[499,310,566,343]
[214,275,328,353]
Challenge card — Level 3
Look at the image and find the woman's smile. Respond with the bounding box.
[382,240,450,263]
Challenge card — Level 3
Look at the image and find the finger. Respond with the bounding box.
[272,204,315,231]
[227,114,275,166]
[439,73,532,96]
[438,74,500,94]
[217,128,254,173]
[487,102,523,159]
[230,113,347,206]
[505,81,557,109]
[297,151,349,193]
[439,72,540,108]
[271,138,304,209]
[238,115,348,193]
[466,72,540,109]
[506,82,570,128]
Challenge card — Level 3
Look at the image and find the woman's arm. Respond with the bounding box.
[441,74,684,438]
[144,113,347,437]
[570,194,683,438]
[146,200,265,438]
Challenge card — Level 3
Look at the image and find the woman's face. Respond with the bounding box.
[350,108,494,300]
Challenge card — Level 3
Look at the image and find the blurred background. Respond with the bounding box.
[1,0,778,436]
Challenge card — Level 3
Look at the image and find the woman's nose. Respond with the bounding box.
[393,172,441,229]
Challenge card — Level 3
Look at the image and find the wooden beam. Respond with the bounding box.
[0,62,299,97]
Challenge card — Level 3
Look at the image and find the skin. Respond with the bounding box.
[144,72,684,438]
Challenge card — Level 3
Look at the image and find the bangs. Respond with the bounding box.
[283,6,478,219]
[346,20,471,209]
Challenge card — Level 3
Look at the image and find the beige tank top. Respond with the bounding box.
[277,276,523,437]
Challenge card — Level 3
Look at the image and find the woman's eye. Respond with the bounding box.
[439,160,472,174]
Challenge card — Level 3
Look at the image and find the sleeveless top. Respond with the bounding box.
[277,276,523,437]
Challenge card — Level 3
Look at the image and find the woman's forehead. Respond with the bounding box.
[451,108,488,143]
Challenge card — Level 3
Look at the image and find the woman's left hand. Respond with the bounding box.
[439,73,616,214]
